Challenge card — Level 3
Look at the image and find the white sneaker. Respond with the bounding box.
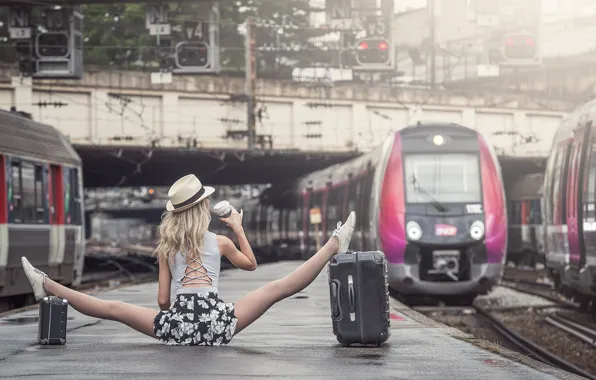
[21,257,48,302]
[331,211,356,253]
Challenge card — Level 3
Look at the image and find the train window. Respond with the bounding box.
[347,177,359,221]
[544,151,557,225]
[299,192,309,233]
[530,200,542,224]
[326,186,340,229]
[507,201,514,224]
[404,153,481,203]
[34,165,45,223]
[21,162,36,223]
[311,191,322,210]
[11,162,22,223]
[585,150,596,209]
[552,144,571,224]
[65,168,82,225]
[509,201,522,225]
[360,171,374,230]
[289,210,296,234]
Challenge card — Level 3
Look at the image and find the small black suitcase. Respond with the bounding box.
[328,250,391,346]
[38,296,68,345]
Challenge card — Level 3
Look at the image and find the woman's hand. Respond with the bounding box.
[220,208,243,231]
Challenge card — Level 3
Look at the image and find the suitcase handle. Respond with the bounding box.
[330,280,342,320]
[348,277,355,313]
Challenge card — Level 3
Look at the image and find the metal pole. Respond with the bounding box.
[245,17,257,149]
[429,0,436,89]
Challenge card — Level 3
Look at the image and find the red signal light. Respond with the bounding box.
[378,41,388,51]
[358,41,369,50]
[525,37,535,46]
[505,37,515,46]
[148,188,155,195]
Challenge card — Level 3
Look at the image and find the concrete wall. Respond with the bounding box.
[0,71,570,157]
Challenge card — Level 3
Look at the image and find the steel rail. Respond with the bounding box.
[474,306,596,380]
[545,315,596,348]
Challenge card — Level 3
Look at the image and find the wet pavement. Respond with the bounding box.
[0,262,585,379]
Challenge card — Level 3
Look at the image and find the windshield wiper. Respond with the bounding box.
[410,175,448,212]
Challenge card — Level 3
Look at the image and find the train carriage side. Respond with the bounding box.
[375,123,507,303]
[294,145,385,258]
[544,100,596,302]
[0,109,84,302]
[507,173,545,267]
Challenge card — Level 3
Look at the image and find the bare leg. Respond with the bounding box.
[233,212,355,335]
[21,257,158,339]
[43,279,159,338]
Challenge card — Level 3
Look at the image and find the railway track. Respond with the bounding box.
[545,314,596,348]
[411,285,595,379]
[501,267,580,309]
[503,266,547,283]
[499,280,579,309]
[474,306,596,380]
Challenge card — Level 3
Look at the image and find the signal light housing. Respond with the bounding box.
[500,32,541,67]
[354,38,392,67]
[36,32,70,58]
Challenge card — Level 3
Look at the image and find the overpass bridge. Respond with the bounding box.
[0,67,572,187]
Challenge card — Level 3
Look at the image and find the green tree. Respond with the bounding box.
[0,1,331,75]
[83,4,157,68]
[233,0,332,76]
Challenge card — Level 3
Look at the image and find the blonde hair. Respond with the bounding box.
[154,199,211,262]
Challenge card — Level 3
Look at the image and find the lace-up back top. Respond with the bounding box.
[169,231,221,294]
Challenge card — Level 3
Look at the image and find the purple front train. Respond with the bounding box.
[376,123,507,304]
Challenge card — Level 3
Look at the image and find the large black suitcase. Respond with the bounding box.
[328,250,391,346]
[38,296,68,345]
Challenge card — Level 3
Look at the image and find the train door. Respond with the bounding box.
[549,142,571,264]
[0,155,6,290]
[581,124,596,267]
[566,126,591,268]
[308,190,323,254]
[299,190,310,252]
[321,183,330,240]
[325,184,341,244]
[520,200,529,248]
[347,174,362,251]
[255,204,263,248]
[280,209,287,242]
[361,165,374,250]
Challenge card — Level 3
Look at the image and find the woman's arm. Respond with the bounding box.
[217,209,258,271]
[157,255,172,310]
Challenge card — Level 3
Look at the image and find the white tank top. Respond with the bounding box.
[168,231,221,294]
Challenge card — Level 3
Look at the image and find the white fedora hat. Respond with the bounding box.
[165,174,215,212]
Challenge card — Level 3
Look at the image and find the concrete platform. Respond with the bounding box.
[0,262,585,380]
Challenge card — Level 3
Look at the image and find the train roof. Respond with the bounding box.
[296,137,386,191]
[400,121,477,135]
[509,172,544,200]
[552,98,596,145]
[295,122,481,191]
[0,108,81,166]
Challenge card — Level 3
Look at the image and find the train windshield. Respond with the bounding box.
[404,153,482,203]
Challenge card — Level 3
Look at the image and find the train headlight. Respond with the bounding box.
[470,221,484,240]
[406,221,422,241]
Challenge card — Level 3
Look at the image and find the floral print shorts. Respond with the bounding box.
[153,292,238,346]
